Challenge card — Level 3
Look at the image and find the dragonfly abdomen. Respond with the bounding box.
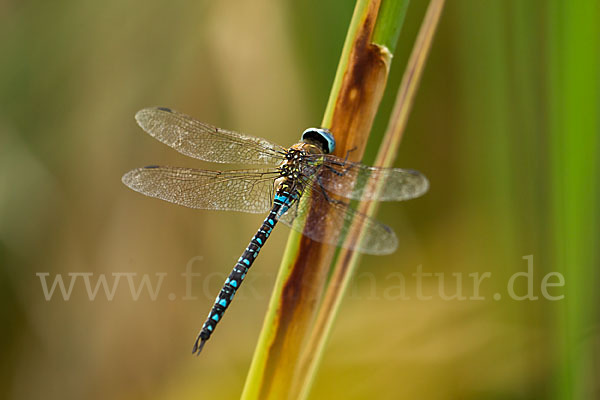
[192,186,298,354]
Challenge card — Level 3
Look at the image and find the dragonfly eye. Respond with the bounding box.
[301,128,336,154]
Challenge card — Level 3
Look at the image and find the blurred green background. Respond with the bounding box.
[1,0,598,399]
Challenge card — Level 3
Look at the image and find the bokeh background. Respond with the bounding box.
[1,0,598,399]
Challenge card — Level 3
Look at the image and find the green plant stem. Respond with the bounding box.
[548,0,600,398]
[241,1,399,398]
[295,1,445,398]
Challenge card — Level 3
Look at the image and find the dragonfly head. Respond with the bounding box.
[301,128,335,154]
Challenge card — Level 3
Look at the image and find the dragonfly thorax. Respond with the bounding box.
[278,148,307,180]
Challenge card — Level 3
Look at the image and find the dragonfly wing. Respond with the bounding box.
[135,107,286,165]
[315,154,429,201]
[122,166,277,213]
[277,179,398,255]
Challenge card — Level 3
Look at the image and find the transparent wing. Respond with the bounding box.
[135,107,287,165]
[122,166,278,213]
[277,179,398,255]
[312,154,429,201]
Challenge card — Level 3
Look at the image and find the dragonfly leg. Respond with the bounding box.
[324,164,346,177]
[323,151,357,177]
[344,146,357,161]
[316,175,348,207]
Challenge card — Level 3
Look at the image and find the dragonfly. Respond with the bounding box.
[122,107,429,354]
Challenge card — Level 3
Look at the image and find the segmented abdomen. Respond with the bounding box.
[192,183,301,354]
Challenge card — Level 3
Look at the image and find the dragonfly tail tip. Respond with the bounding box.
[192,338,207,356]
